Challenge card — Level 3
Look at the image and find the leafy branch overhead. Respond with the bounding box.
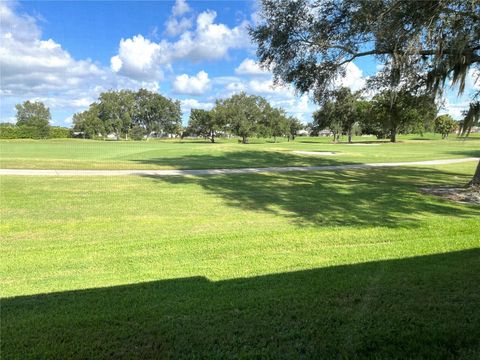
[250,0,480,101]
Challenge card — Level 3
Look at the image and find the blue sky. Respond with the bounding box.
[0,0,477,126]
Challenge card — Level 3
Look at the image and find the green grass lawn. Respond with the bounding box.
[1,134,479,170]
[1,160,479,358]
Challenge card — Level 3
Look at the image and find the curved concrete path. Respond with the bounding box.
[0,158,477,177]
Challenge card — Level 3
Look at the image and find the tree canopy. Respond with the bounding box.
[15,100,51,138]
[73,89,181,139]
[250,0,479,101]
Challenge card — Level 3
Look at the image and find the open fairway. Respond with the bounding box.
[1,158,479,358]
[1,134,479,170]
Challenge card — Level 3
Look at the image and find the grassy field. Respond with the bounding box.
[1,133,479,170]
[1,154,479,358]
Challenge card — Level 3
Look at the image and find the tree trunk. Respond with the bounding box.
[242,136,247,144]
[210,133,215,143]
[348,131,352,143]
[468,160,480,187]
[390,129,396,143]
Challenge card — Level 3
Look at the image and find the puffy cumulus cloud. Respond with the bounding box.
[235,58,269,76]
[0,2,103,96]
[336,62,366,91]
[173,71,211,95]
[171,10,249,62]
[165,17,192,37]
[248,78,295,97]
[180,98,214,111]
[172,0,191,17]
[165,0,192,37]
[110,35,166,80]
[0,3,166,123]
[111,8,249,82]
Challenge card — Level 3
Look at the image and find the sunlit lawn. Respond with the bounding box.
[1,133,479,170]
[1,160,479,358]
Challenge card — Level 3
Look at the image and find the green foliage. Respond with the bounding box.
[459,101,480,137]
[133,88,182,135]
[312,88,362,142]
[49,126,71,139]
[0,123,70,139]
[250,0,479,102]
[187,109,220,142]
[129,126,146,141]
[97,90,135,139]
[369,90,437,142]
[15,100,51,138]
[212,92,292,143]
[257,103,290,141]
[215,92,262,143]
[287,117,303,140]
[73,89,182,140]
[434,115,457,139]
[73,104,105,139]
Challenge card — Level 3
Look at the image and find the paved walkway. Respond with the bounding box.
[0,158,477,177]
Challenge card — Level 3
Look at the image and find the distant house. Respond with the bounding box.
[148,132,179,138]
[318,129,333,136]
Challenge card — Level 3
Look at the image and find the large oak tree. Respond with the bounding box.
[250,0,480,185]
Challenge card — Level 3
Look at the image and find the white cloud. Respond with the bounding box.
[165,17,192,37]
[218,74,315,123]
[440,98,470,120]
[0,2,103,96]
[336,62,366,91]
[164,0,192,37]
[172,0,191,17]
[466,68,480,90]
[248,78,294,96]
[171,10,250,62]
[235,58,269,76]
[225,82,246,92]
[111,9,250,82]
[110,35,165,80]
[173,71,211,95]
[181,98,214,111]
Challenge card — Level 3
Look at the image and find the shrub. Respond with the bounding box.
[49,126,71,138]
[0,124,71,139]
[129,126,146,141]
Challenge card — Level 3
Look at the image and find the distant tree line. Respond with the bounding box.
[0,101,70,139]
[3,90,475,143]
[308,87,465,143]
[185,92,303,143]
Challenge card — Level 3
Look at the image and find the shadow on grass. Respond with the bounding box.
[142,166,479,228]
[448,150,480,158]
[2,249,479,359]
[296,139,390,144]
[130,151,347,170]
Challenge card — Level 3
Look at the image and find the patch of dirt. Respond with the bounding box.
[421,186,480,205]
